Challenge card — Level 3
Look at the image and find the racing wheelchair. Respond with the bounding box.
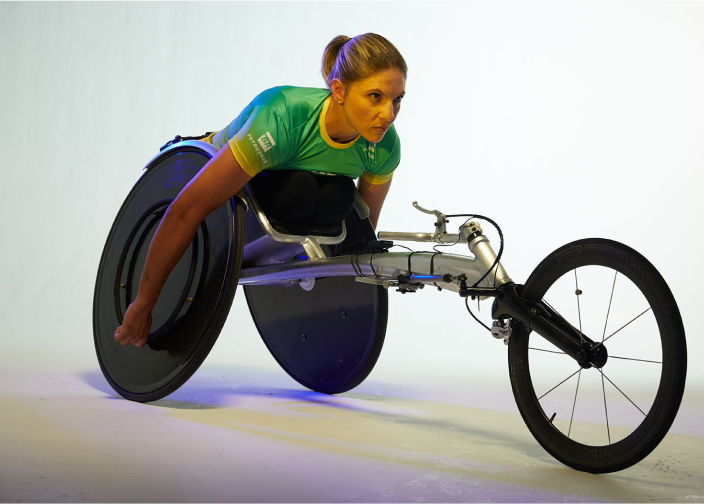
[93,139,687,474]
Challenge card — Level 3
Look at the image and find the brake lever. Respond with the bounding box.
[413,201,449,238]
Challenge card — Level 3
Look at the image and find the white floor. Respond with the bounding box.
[1,363,703,503]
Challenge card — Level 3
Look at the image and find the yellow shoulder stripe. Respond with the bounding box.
[361,171,393,185]
[228,138,261,178]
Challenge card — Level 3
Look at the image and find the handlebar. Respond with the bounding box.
[377,231,461,244]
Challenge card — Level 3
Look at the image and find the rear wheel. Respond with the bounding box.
[244,210,388,394]
[93,145,245,402]
[508,238,686,473]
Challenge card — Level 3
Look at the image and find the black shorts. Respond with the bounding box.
[249,170,356,227]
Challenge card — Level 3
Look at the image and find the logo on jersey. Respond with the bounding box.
[246,133,269,164]
[257,132,276,152]
[363,144,376,160]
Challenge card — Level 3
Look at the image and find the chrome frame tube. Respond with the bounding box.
[240,248,512,293]
[467,235,512,287]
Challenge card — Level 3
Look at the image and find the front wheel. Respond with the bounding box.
[508,238,686,473]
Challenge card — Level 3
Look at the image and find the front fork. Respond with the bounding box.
[387,219,609,370]
[452,223,607,369]
[491,284,608,369]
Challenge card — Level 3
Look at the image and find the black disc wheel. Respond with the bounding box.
[509,238,687,473]
[93,144,245,403]
[244,210,388,394]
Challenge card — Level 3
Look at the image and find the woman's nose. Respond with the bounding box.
[379,101,395,122]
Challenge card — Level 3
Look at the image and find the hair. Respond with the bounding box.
[321,33,407,88]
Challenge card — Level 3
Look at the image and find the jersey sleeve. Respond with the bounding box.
[227,105,291,177]
[360,125,401,185]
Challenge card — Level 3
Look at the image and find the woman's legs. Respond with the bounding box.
[249,170,318,223]
[249,171,355,226]
[309,175,356,225]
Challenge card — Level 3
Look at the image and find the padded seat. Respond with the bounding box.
[239,182,358,266]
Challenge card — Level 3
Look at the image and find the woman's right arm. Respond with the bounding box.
[114,146,253,348]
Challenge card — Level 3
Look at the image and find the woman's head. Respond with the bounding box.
[322,33,407,88]
[322,34,407,144]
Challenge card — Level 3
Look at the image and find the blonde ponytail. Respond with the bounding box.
[321,33,407,88]
[322,35,351,87]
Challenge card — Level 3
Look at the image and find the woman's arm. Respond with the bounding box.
[114,146,253,347]
[357,176,392,230]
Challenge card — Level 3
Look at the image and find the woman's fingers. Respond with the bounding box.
[115,330,144,347]
[132,338,148,348]
[114,327,131,346]
[114,303,152,348]
[115,329,144,347]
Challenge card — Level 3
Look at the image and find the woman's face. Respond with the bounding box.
[333,68,406,143]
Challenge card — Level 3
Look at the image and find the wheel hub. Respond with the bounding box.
[578,342,608,369]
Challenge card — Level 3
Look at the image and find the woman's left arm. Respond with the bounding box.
[357,176,392,230]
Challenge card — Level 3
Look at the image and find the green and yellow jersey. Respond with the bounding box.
[201,86,400,185]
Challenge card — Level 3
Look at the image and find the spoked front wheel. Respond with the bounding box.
[508,238,686,473]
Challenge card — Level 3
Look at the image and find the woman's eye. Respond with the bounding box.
[370,93,381,100]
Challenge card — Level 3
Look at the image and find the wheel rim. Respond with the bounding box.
[527,264,663,447]
[93,147,243,402]
[509,239,686,472]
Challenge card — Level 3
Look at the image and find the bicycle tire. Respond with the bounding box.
[93,144,245,403]
[508,238,686,473]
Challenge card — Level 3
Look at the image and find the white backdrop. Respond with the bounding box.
[1,2,702,392]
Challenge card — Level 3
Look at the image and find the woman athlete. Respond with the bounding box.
[114,33,407,349]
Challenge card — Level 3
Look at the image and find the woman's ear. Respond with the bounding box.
[330,78,347,105]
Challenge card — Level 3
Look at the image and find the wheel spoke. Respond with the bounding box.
[602,271,618,343]
[594,307,652,349]
[600,370,647,416]
[568,369,583,438]
[537,368,582,401]
[529,347,566,356]
[575,269,584,345]
[609,355,662,364]
[602,372,611,445]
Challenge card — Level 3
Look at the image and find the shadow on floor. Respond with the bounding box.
[78,368,547,464]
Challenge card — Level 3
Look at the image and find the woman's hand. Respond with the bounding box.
[114,302,153,348]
